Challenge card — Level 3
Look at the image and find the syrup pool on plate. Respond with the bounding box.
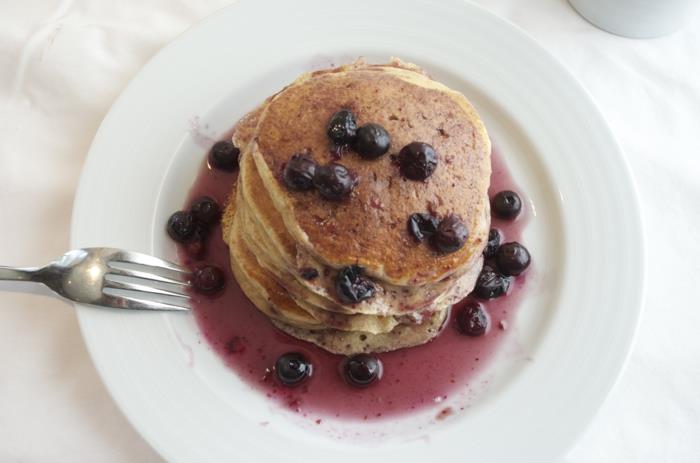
[176,145,530,422]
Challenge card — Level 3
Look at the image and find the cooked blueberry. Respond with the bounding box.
[407,212,439,242]
[166,210,196,243]
[283,153,317,191]
[343,354,382,387]
[473,265,511,299]
[275,352,312,387]
[496,242,531,276]
[456,301,489,336]
[208,140,240,172]
[354,123,391,159]
[491,190,522,220]
[483,228,501,258]
[190,196,220,225]
[398,142,438,180]
[299,267,319,280]
[192,265,225,293]
[336,265,375,304]
[327,109,358,145]
[431,215,468,254]
[313,162,356,200]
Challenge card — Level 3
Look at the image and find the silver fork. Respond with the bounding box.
[0,248,191,311]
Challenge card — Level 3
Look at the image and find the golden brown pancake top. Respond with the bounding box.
[253,65,490,285]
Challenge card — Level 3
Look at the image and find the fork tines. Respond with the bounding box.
[102,251,192,311]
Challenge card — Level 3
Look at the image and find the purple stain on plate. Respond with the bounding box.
[189,116,217,149]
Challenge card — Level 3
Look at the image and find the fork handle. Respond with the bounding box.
[0,266,54,296]
[0,266,39,281]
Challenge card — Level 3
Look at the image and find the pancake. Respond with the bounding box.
[229,183,457,343]
[221,58,491,354]
[239,177,482,319]
[271,309,448,355]
[229,201,321,329]
[221,102,266,240]
[250,60,491,286]
[237,148,485,316]
[236,192,401,334]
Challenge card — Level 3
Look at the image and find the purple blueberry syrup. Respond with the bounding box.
[176,145,530,421]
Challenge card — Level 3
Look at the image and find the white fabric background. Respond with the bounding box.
[1,0,698,461]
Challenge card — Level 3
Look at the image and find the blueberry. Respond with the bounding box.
[299,267,319,280]
[407,212,439,242]
[431,215,468,254]
[398,142,438,180]
[327,109,358,145]
[208,141,240,172]
[496,242,531,276]
[166,210,196,243]
[190,196,220,225]
[491,190,522,220]
[455,301,489,336]
[354,123,391,159]
[483,228,501,258]
[335,265,375,304]
[313,162,356,200]
[343,354,382,387]
[283,154,317,191]
[473,265,511,299]
[275,352,312,387]
[192,265,225,294]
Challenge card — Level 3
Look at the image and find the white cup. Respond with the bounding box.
[569,0,699,38]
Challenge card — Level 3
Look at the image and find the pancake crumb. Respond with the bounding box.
[436,407,454,420]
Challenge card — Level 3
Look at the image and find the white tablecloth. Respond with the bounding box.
[2,1,698,461]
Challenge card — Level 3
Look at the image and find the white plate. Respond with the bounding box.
[71,0,644,461]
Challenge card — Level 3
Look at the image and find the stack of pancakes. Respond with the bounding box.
[222,59,491,355]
